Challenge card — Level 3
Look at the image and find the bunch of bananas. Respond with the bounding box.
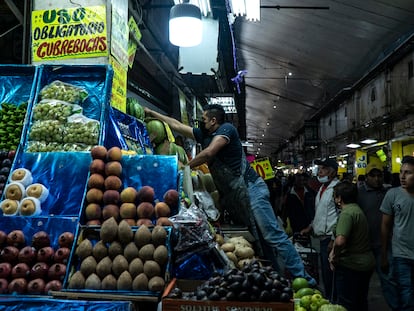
[0,102,27,151]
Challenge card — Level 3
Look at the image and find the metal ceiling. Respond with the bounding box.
[235,0,414,158]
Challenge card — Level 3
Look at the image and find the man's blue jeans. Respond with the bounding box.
[248,177,316,286]
[372,247,399,310]
[393,256,414,311]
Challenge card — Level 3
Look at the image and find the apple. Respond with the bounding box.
[120,202,137,219]
[107,146,122,162]
[103,189,120,205]
[102,204,120,220]
[91,145,107,160]
[0,199,19,215]
[32,231,51,249]
[87,173,105,189]
[163,189,179,209]
[120,187,137,203]
[5,182,25,201]
[18,246,37,265]
[84,203,102,220]
[19,197,41,216]
[89,159,105,175]
[137,202,154,219]
[137,218,153,226]
[300,295,312,309]
[105,161,122,177]
[311,293,322,304]
[86,188,104,204]
[137,185,155,203]
[154,202,171,218]
[104,175,122,191]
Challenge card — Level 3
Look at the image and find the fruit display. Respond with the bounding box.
[166,260,293,303]
[145,119,167,145]
[0,229,74,295]
[26,80,99,152]
[0,168,50,217]
[67,219,170,292]
[0,102,27,151]
[83,145,179,226]
[154,140,188,165]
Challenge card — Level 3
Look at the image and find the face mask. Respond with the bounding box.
[317,176,329,183]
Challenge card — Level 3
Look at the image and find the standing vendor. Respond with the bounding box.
[144,104,316,286]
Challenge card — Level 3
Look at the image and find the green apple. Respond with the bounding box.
[311,293,323,303]
[300,295,312,309]
[310,302,319,311]
[318,298,330,307]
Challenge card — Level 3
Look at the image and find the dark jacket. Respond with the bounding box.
[285,186,316,233]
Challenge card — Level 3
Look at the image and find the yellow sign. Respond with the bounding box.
[250,157,275,180]
[355,149,367,178]
[110,57,127,112]
[31,6,108,62]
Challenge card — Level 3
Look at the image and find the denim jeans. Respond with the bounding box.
[248,177,316,286]
[320,237,335,300]
[393,256,414,311]
[335,265,373,311]
[372,247,399,310]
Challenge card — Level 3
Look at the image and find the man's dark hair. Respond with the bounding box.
[402,155,414,166]
[333,181,358,204]
[203,104,225,124]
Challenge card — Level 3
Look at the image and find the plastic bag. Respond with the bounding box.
[29,120,64,143]
[32,99,82,122]
[64,114,100,145]
[39,80,88,104]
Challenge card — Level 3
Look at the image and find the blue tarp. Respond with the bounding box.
[0,297,132,311]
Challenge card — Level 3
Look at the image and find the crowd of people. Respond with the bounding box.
[144,104,412,311]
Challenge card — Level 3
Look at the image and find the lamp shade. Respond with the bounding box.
[169,3,202,47]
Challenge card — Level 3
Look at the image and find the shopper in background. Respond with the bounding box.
[380,155,414,311]
[329,181,375,311]
[301,158,339,300]
[358,162,398,310]
[144,104,317,286]
[284,173,316,234]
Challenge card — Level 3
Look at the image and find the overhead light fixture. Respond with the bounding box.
[361,138,377,144]
[169,1,202,47]
[346,143,361,149]
[230,0,260,21]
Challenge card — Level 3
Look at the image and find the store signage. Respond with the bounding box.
[31,6,108,62]
[110,57,127,112]
[355,150,367,177]
[250,157,275,180]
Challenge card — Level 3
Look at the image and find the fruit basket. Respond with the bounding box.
[61,222,173,300]
[1,151,91,217]
[0,216,79,296]
[21,64,113,152]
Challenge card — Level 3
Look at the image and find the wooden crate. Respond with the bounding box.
[161,279,294,311]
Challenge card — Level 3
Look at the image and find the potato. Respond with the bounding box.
[234,246,255,259]
[221,242,235,252]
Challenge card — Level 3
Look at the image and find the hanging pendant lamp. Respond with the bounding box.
[169,1,202,47]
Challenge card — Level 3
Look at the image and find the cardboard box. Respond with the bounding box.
[162,279,294,311]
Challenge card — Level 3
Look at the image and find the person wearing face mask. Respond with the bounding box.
[301,158,339,300]
[144,104,317,286]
